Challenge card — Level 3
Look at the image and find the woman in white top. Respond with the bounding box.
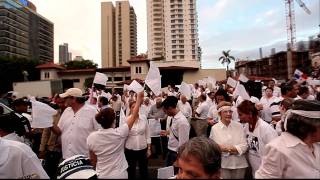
[237,100,278,177]
[86,92,144,179]
[125,100,151,179]
[256,100,320,179]
[209,101,248,179]
[260,87,277,124]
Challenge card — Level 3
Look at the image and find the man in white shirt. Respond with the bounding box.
[177,95,192,120]
[0,114,25,144]
[268,80,281,97]
[192,94,210,137]
[51,88,100,160]
[0,138,49,178]
[160,96,190,168]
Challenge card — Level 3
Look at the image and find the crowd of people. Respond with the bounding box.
[0,76,320,179]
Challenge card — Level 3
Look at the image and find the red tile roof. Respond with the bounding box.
[36,62,65,70]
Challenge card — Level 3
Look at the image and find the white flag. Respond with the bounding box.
[31,100,57,128]
[145,61,161,96]
[239,74,249,83]
[227,77,237,88]
[129,80,144,93]
[93,72,108,86]
[233,83,250,100]
[179,82,192,100]
[119,107,126,126]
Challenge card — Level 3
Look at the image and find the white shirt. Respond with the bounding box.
[87,124,129,179]
[0,138,49,179]
[125,115,151,150]
[166,111,190,152]
[207,104,219,122]
[140,104,152,118]
[2,133,25,143]
[260,96,277,123]
[196,101,209,120]
[256,132,320,179]
[244,118,278,175]
[177,101,192,118]
[209,121,248,169]
[273,86,281,97]
[58,104,100,159]
[192,88,201,99]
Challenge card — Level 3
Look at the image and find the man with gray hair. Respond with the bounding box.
[148,97,167,158]
[175,137,222,179]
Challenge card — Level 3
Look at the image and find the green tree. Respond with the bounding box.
[219,50,235,77]
[64,60,98,70]
[0,56,40,94]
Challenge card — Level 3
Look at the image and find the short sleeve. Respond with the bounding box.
[116,123,129,138]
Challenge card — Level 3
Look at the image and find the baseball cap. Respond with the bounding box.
[59,88,83,98]
[57,155,97,179]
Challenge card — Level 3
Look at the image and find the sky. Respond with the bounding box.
[31,0,319,69]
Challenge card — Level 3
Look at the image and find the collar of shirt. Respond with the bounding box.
[173,111,184,120]
[282,132,307,148]
[216,120,234,130]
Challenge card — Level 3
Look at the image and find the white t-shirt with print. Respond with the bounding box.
[244,118,278,176]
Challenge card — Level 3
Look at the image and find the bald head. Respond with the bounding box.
[180,95,187,104]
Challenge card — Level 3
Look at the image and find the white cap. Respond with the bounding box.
[59,88,83,98]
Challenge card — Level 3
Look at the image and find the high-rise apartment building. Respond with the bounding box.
[0,0,54,63]
[59,43,69,64]
[101,1,137,68]
[147,0,200,67]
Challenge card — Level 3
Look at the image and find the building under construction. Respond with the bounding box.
[235,50,310,81]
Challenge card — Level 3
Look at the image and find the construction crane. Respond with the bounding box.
[285,0,311,79]
[285,0,311,50]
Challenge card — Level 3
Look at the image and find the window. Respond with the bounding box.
[135,67,142,74]
[73,79,80,83]
[125,76,131,80]
[44,72,50,79]
[114,77,123,81]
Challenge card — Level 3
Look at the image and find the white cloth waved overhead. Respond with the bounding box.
[31,100,57,128]
[145,61,161,96]
[93,72,108,86]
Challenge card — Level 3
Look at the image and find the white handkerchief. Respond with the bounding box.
[157,166,174,179]
[128,80,144,93]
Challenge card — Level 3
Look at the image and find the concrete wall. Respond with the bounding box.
[130,62,149,80]
[183,69,226,84]
[13,80,52,98]
[40,69,59,80]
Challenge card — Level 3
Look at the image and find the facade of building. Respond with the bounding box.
[147,0,200,68]
[101,1,137,68]
[235,51,310,80]
[0,0,53,63]
[59,43,69,64]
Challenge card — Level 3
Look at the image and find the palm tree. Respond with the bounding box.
[219,50,235,77]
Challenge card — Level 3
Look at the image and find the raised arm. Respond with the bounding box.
[126,91,144,129]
